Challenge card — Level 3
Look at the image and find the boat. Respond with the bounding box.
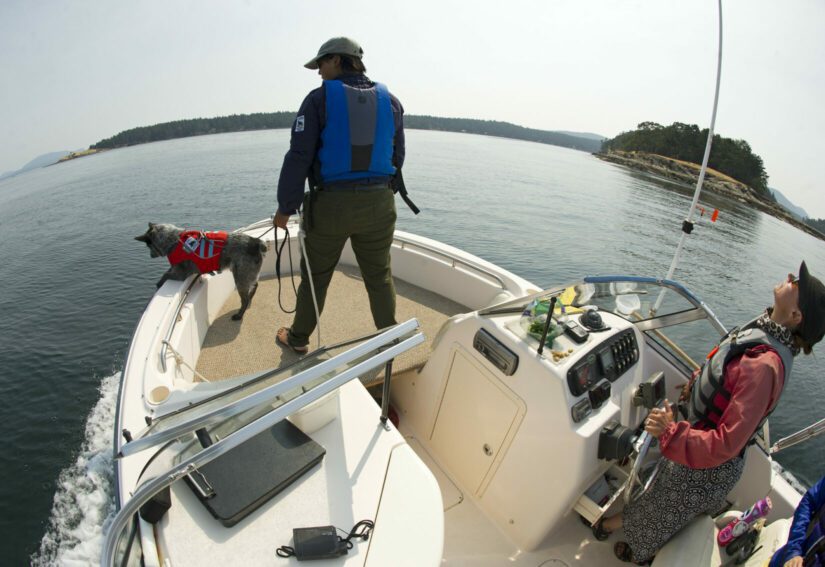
[102,217,811,566]
[103,4,824,564]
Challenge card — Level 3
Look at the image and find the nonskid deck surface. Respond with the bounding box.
[195,264,467,382]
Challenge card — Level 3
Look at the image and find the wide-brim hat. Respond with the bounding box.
[798,260,825,347]
[304,37,364,69]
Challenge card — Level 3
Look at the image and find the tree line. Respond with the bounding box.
[602,121,770,196]
[404,115,603,152]
[90,112,603,153]
[91,113,296,149]
[805,217,825,234]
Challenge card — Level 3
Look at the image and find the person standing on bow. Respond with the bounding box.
[591,261,825,564]
[273,37,405,354]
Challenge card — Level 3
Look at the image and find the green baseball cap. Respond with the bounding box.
[304,37,364,69]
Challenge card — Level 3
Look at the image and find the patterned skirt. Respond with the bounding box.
[623,456,745,563]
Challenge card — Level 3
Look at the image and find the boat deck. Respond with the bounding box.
[399,422,634,566]
[195,264,467,384]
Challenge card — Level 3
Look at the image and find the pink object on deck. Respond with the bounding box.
[717,496,772,546]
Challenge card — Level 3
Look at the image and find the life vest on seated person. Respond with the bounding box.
[167,230,227,274]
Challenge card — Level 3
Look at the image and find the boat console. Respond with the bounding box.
[395,294,677,551]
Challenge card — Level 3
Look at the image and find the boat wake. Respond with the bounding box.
[32,373,119,566]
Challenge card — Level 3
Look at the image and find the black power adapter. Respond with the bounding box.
[292,526,349,560]
[276,520,374,561]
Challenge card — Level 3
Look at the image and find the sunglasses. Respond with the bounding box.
[788,273,799,287]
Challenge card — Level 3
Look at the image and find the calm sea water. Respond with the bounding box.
[1,129,824,565]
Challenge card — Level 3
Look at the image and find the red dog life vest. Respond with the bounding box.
[166,230,228,274]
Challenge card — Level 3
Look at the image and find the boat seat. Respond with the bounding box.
[726,444,774,510]
[651,512,791,567]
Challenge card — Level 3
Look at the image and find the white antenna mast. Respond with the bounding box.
[652,0,723,315]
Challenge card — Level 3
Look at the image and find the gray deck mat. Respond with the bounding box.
[195,265,467,383]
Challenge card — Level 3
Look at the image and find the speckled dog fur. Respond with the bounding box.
[135,222,267,321]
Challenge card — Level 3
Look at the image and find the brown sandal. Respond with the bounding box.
[588,517,611,541]
[276,327,308,354]
[614,542,648,565]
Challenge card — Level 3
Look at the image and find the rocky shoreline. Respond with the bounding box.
[57,148,105,163]
[595,151,825,242]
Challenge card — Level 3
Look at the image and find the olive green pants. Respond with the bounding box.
[287,187,397,348]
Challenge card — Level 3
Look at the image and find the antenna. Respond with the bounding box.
[652,0,723,315]
[537,296,558,356]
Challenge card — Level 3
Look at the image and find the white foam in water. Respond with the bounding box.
[32,373,119,566]
[771,459,808,494]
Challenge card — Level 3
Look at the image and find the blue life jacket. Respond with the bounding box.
[318,80,396,184]
[770,479,825,567]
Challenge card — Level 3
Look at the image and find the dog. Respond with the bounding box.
[135,222,267,321]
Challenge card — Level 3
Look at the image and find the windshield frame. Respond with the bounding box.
[479,275,727,335]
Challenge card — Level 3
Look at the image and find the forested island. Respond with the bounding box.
[597,122,825,241]
[89,112,603,153]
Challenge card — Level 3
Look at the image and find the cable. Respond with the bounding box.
[341,519,374,546]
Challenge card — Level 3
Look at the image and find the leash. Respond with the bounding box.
[270,212,322,350]
[274,224,299,314]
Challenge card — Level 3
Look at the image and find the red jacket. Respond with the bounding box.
[166,230,227,273]
[660,348,784,469]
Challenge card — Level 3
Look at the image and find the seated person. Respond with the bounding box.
[591,261,825,564]
[769,474,825,567]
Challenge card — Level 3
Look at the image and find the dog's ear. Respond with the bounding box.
[136,222,156,241]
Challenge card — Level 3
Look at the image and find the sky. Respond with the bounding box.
[2,0,824,217]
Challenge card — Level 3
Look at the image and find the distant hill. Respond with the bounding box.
[89,112,605,154]
[403,116,604,152]
[770,187,808,220]
[556,131,607,141]
[0,151,71,181]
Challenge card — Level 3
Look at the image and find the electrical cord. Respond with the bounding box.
[340,519,374,546]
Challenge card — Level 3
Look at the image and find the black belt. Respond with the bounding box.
[317,183,391,193]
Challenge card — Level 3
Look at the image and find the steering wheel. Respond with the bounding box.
[623,431,662,504]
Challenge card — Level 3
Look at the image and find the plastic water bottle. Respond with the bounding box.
[717,496,772,546]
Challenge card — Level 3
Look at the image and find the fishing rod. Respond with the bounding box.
[651,0,723,315]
